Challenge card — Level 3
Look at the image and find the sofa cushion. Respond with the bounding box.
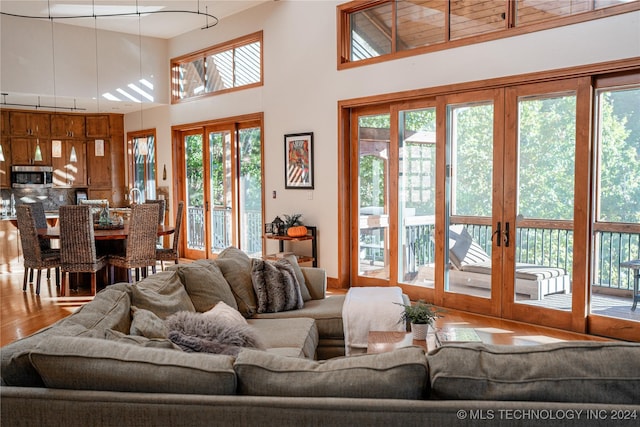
[284,254,312,301]
[168,260,238,312]
[165,311,264,356]
[252,295,344,340]
[131,271,195,319]
[215,247,257,317]
[250,258,304,313]
[0,286,131,387]
[29,336,237,395]
[247,318,318,359]
[104,329,181,350]
[428,341,640,404]
[234,346,428,399]
[129,306,168,338]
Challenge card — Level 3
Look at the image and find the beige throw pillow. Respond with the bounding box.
[131,271,196,319]
[169,261,237,312]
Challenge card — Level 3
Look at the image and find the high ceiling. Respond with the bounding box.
[0,0,269,39]
[0,1,269,114]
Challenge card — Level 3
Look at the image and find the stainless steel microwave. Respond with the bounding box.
[11,165,53,188]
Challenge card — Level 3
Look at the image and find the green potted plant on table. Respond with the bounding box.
[395,300,443,341]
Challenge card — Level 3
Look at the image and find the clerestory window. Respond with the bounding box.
[171,32,262,103]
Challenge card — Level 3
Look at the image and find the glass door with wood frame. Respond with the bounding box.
[180,121,263,260]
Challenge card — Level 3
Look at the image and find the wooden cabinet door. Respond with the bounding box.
[10,112,50,137]
[10,138,51,165]
[51,114,84,138]
[86,138,112,187]
[52,140,86,187]
[86,115,110,138]
[0,138,10,188]
[1,111,9,137]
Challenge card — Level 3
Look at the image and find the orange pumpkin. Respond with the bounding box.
[287,225,308,237]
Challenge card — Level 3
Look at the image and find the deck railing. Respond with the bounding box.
[368,220,639,291]
[186,207,262,254]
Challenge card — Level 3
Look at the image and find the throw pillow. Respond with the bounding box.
[448,225,491,270]
[131,271,196,319]
[165,310,264,356]
[202,301,248,327]
[284,254,312,301]
[251,258,304,313]
[168,261,237,312]
[215,247,257,317]
[129,306,169,338]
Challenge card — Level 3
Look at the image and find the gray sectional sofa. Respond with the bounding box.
[2,248,640,426]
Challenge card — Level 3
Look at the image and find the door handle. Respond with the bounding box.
[492,222,502,247]
[504,222,510,247]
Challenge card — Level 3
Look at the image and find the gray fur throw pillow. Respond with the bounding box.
[251,258,304,313]
[165,311,264,356]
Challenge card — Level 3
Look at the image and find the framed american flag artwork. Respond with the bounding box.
[284,132,314,189]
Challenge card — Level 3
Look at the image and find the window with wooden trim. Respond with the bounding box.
[338,0,640,68]
[171,32,263,103]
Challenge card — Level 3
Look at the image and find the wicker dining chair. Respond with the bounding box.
[27,201,55,279]
[59,205,108,296]
[145,199,166,225]
[156,201,184,271]
[15,205,60,295]
[108,203,159,283]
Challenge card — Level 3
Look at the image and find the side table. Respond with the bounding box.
[620,259,640,311]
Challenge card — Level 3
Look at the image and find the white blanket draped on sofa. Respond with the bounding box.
[342,287,405,356]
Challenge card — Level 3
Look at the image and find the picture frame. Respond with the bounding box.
[284,132,314,189]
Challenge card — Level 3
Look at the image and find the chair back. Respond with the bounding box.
[27,201,51,251]
[28,202,48,229]
[15,205,43,266]
[145,199,166,225]
[172,201,185,252]
[126,203,160,262]
[59,205,98,266]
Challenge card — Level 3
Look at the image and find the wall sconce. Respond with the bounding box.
[69,145,77,163]
[162,164,167,180]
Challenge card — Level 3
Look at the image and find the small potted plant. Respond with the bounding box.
[395,300,443,341]
[282,213,306,236]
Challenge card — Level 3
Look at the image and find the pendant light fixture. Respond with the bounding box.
[69,145,78,163]
[34,126,43,162]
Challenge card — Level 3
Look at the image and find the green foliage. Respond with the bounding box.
[395,300,443,325]
[282,213,303,227]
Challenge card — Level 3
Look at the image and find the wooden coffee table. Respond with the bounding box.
[367,330,435,354]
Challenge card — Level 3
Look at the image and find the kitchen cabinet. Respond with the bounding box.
[85,115,110,138]
[1,111,9,136]
[9,112,50,137]
[52,140,86,187]
[86,138,112,188]
[10,137,51,165]
[51,114,85,139]
[0,138,10,188]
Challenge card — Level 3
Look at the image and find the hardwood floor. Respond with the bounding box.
[1,268,613,348]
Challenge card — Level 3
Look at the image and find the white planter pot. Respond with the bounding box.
[411,323,429,341]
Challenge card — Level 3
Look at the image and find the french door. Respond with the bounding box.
[349,79,591,331]
[178,116,263,260]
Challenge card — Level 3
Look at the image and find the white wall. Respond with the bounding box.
[4,1,639,279]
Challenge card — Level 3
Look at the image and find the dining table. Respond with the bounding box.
[38,224,175,240]
[37,224,175,288]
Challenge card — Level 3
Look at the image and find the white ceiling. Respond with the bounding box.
[0,0,268,39]
[0,1,269,114]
